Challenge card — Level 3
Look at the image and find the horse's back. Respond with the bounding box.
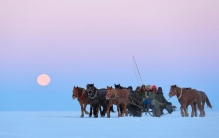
[98,88,107,98]
[179,89,200,103]
[117,89,129,98]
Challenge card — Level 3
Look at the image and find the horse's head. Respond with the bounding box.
[72,86,78,99]
[114,84,121,90]
[86,83,96,98]
[169,85,177,97]
[114,83,126,90]
[106,86,113,100]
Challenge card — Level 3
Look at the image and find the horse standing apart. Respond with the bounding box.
[188,90,212,117]
[106,86,129,118]
[199,91,212,116]
[185,88,212,117]
[72,86,90,118]
[169,85,204,117]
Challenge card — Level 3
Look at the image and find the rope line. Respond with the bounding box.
[133,59,140,85]
[133,56,143,85]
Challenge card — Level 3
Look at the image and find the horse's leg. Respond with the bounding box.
[202,101,205,117]
[89,105,92,117]
[120,104,123,116]
[190,103,195,117]
[124,104,128,117]
[120,104,124,117]
[110,105,115,112]
[184,103,189,117]
[99,106,103,117]
[97,105,99,117]
[84,103,89,114]
[102,105,106,117]
[80,102,84,118]
[106,103,112,118]
[92,105,95,117]
[94,105,99,118]
[181,102,188,117]
[180,105,185,117]
[194,103,197,117]
[197,100,203,117]
[117,104,121,117]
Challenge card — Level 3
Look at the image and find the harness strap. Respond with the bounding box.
[89,89,98,99]
[177,88,182,99]
[79,89,85,98]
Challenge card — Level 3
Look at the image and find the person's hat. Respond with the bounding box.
[152,85,157,90]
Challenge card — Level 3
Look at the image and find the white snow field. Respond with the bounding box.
[0,111,219,138]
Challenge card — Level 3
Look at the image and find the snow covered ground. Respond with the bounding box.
[0,111,219,138]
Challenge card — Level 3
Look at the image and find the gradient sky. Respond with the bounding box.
[0,0,219,111]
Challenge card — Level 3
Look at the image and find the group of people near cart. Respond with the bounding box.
[126,84,174,116]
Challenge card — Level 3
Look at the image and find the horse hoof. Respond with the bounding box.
[80,115,84,118]
[85,111,89,114]
[89,115,92,117]
[107,115,110,118]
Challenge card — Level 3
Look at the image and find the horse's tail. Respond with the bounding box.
[205,94,212,109]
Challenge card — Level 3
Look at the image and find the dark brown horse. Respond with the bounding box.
[106,86,129,117]
[86,84,100,118]
[169,85,204,117]
[72,86,90,117]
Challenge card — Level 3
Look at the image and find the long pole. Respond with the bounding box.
[133,56,143,85]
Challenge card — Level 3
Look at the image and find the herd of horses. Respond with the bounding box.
[72,84,212,118]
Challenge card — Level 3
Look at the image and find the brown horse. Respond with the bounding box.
[199,91,212,116]
[185,88,212,117]
[106,86,129,118]
[72,86,90,117]
[190,90,212,117]
[169,85,204,117]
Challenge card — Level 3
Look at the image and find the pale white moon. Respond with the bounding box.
[37,74,50,86]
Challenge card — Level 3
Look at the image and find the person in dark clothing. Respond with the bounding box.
[155,87,173,114]
[135,86,144,102]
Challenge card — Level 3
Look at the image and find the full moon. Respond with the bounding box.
[37,74,50,86]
